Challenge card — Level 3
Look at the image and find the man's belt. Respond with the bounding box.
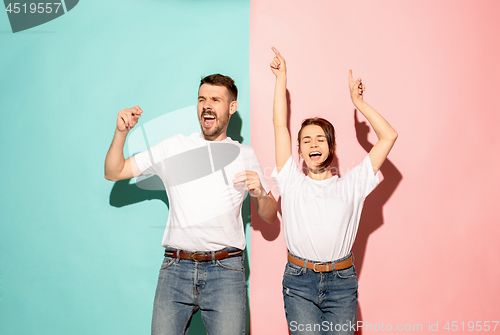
[165,249,243,262]
[288,252,353,272]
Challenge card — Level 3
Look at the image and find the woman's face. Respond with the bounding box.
[299,125,330,170]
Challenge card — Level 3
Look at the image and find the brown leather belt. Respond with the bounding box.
[288,252,353,272]
[165,249,243,262]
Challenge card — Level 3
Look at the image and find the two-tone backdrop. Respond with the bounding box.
[1,1,499,334]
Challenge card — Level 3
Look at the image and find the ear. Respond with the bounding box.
[229,100,238,115]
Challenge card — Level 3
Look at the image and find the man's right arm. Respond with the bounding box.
[104,106,143,181]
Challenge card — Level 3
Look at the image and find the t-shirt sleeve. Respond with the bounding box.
[341,154,380,199]
[133,139,169,177]
[249,151,271,194]
[271,155,303,195]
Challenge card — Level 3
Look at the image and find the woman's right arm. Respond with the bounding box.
[270,47,292,173]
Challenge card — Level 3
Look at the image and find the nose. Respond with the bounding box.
[199,99,212,111]
[202,101,213,111]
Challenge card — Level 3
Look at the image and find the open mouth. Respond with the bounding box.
[309,151,322,161]
[202,113,216,127]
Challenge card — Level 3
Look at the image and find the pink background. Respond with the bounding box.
[249,0,500,333]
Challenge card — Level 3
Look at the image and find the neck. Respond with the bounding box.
[307,167,333,180]
[202,132,227,141]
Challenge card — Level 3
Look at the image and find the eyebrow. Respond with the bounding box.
[198,95,222,100]
[302,135,326,140]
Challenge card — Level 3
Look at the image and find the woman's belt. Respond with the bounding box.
[287,252,353,272]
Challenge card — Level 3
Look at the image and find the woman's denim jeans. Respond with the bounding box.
[151,248,246,335]
[283,252,358,335]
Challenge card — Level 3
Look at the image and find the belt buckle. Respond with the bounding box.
[191,252,205,261]
[312,262,330,272]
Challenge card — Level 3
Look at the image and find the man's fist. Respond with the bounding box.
[117,106,142,132]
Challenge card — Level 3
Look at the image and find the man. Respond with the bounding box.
[105,74,277,335]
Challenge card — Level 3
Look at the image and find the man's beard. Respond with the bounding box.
[200,109,229,140]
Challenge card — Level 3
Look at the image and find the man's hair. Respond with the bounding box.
[200,74,238,101]
[297,117,337,170]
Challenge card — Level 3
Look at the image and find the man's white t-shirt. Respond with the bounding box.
[272,154,379,262]
[134,133,270,251]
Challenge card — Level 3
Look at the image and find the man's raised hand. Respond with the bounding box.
[270,47,286,77]
[117,106,143,132]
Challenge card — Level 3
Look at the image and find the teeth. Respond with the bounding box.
[204,115,215,119]
[309,152,321,157]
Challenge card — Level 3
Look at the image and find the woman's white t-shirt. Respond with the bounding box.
[272,154,379,262]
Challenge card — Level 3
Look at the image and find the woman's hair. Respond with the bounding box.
[298,117,336,170]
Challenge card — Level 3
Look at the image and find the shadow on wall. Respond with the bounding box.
[251,199,281,242]
[352,109,403,335]
[109,176,169,208]
[108,111,252,335]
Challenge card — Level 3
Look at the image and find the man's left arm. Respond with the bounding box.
[233,171,277,224]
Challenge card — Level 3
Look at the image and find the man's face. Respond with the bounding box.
[197,84,236,141]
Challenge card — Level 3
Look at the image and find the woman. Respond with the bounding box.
[270,47,398,335]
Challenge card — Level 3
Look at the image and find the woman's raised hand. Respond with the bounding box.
[270,47,286,77]
[348,70,365,105]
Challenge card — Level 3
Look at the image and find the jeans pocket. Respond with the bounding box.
[336,265,357,279]
[284,262,304,276]
[160,257,176,270]
[216,256,244,272]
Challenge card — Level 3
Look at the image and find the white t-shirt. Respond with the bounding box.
[272,154,379,262]
[134,133,270,251]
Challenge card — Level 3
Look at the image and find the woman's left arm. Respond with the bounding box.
[348,70,398,174]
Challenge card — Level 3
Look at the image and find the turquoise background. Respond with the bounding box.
[0,1,250,334]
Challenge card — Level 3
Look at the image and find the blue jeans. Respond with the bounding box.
[283,252,358,335]
[151,248,246,335]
